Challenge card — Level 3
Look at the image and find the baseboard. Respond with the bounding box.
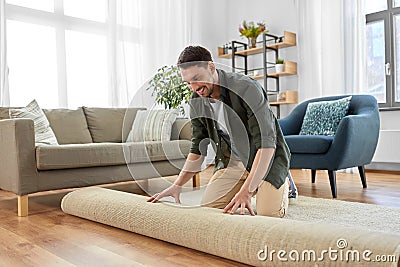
[366,162,400,172]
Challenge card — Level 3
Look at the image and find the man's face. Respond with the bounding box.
[180,63,215,98]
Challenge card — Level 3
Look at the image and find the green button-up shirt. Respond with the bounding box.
[189,69,290,189]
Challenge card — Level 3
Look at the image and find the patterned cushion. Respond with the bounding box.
[299,96,352,136]
[9,100,59,145]
[126,109,179,142]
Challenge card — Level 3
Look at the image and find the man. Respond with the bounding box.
[148,46,296,217]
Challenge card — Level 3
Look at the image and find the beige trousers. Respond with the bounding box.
[201,159,289,218]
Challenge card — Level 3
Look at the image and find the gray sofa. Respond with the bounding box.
[0,107,193,216]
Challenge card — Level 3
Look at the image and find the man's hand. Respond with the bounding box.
[147,184,182,204]
[223,189,255,216]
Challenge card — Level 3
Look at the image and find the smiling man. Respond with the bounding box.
[148,46,296,217]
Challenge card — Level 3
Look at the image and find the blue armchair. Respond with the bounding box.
[278,95,380,198]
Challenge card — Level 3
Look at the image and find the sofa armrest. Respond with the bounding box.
[171,118,192,141]
[0,118,38,195]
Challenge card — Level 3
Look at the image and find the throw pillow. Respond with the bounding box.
[44,108,93,144]
[299,96,352,136]
[9,100,59,145]
[126,109,179,142]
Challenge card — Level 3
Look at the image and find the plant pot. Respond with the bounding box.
[275,64,284,73]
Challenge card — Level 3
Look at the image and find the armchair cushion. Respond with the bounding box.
[285,135,333,154]
[299,96,352,136]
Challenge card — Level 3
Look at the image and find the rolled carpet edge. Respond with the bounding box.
[61,187,400,267]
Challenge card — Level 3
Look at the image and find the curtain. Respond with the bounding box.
[0,0,9,106]
[343,0,366,95]
[296,0,345,102]
[296,0,366,101]
[296,0,366,173]
[110,0,192,108]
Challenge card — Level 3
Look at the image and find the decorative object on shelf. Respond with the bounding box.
[146,65,191,115]
[275,58,284,73]
[238,20,267,48]
[277,90,298,104]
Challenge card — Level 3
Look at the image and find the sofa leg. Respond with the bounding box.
[358,165,367,188]
[327,171,337,198]
[311,169,316,183]
[18,195,28,217]
[192,173,200,188]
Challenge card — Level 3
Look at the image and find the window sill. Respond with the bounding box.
[379,106,400,112]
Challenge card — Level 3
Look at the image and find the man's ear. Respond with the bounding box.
[208,61,216,73]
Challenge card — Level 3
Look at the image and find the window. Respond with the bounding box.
[7,20,58,107]
[5,0,139,108]
[365,0,400,108]
[64,0,106,22]
[65,30,108,107]
[6,0,53,12]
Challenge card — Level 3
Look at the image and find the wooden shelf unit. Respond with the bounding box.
[270,92,298,108]
[235,47,263,56]
[217,31,298,118]
[217,47,232,59]
[217,31,296,58]
[266,31,296,49]
[267,61,297,77]
[251,75,264,80]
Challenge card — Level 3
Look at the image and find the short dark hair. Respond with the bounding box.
[177,46,213,69]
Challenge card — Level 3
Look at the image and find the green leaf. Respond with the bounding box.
[146,65,191,115]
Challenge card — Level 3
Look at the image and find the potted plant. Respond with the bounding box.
[146,65,191,115]
[275,58,285,73]
[239,20,268,48]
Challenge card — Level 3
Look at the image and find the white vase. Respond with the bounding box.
[275,64,284,73]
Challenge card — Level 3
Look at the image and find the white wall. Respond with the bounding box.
[190,0,229,62]
[370,110,400,169]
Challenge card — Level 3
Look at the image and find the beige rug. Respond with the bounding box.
[62,187,400,267]
[157,188,400,234]
[284,196,400,234]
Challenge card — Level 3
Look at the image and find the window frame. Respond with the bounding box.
[366,0,400,110]
[4,1,140,108]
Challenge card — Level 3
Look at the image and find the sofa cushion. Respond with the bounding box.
[44,108,93,144]
[35,140,191,170]
[126,109,179,142]
[83,107,145,143]
[9,100,58,145]
[285,135,333,154]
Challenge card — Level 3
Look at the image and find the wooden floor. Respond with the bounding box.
[0,169,399,266]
